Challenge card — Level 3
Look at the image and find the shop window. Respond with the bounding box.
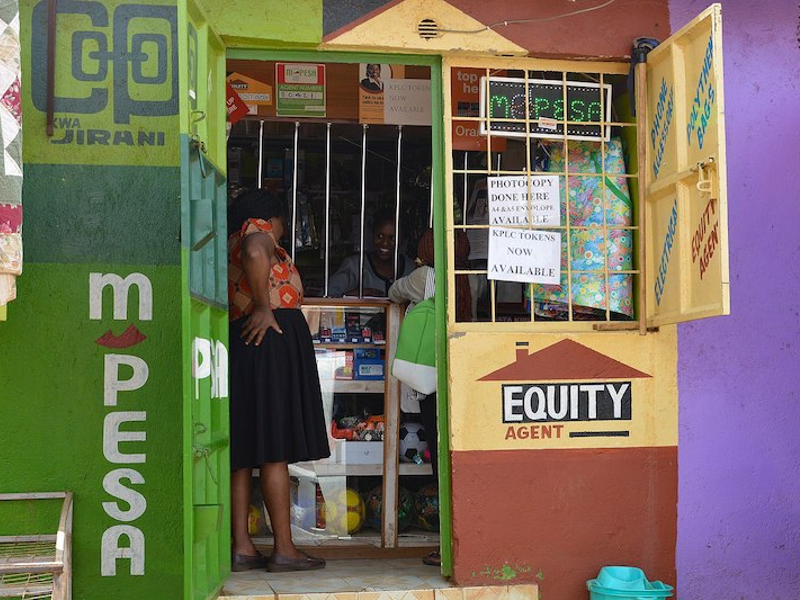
[448,65,638,328]
[445,8,729,333]
[226,63,434,299]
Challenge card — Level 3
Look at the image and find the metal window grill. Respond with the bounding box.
[250,120,431,298]
[446,62,643,330]
[0,493,73,600]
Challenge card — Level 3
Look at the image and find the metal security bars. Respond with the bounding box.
[444,58,642,331]
[249,120,430,298]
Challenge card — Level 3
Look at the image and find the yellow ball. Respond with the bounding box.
[323,488,365,535]
[344,488,365,534]
[247,504,264,536]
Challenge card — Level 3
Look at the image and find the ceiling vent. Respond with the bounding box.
[417,19,442,39]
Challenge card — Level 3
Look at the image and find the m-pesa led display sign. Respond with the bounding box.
[480,76,612,141]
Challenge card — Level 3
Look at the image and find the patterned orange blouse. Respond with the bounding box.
[228,218,304,321]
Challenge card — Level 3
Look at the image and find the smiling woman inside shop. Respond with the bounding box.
[327,215,414,298]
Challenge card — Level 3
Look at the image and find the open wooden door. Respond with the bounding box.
[181,2,229,598]
[644,3,730,327]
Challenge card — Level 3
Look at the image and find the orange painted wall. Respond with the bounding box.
[450,448,677,598]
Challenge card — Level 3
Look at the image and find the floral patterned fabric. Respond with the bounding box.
[0,1,21,308]
[0,204,20,262]
[228,218,304,321]
[528,138,634,319]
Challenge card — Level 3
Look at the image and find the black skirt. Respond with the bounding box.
[229,308,331,469]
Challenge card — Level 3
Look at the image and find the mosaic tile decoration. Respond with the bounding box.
[0,0,21,307]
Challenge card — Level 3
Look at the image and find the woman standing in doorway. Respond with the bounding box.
[227,189,329,572]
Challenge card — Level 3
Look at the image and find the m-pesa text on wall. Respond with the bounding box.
[89,272,154,576]
[89,272,228,577]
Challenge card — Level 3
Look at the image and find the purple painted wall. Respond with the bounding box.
[671,1,800,598]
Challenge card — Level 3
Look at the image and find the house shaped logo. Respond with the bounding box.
[481,340,651,439]
[479,339,651,382]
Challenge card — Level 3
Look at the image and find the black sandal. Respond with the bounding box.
[422,551,441,567]
[266,552,326,572]
[231,550,269,572]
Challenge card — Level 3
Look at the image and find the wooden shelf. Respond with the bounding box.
[314,342,387,349]
[303,297,390,307]
[320,379,384,394]
[288,461,433,479]
[253,530,439,549]
[398,463,434,476]
[397,530,440,548]
[255,530,383,548]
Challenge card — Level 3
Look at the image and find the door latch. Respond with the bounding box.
[694,156,715,195]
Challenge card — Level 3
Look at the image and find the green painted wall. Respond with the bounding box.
[0,262,185,598]
[1,0,192,598]
[23,165,182,265]
[196,0,321,48]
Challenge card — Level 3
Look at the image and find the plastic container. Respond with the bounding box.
[587,566,673,600]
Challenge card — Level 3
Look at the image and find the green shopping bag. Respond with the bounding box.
[392,297,436,394]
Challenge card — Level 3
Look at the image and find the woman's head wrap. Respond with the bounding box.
[416,228,470,269]
[227,189,286,237]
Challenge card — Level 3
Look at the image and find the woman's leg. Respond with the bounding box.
[231,467,259,555]
[260,461,303,558]
[420,393,438,477]
[419,394,441,567]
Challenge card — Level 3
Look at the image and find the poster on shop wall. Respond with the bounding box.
[486,175,561,285]
[276,63,326,117]
[226,72,273,117]
[225,83,250,126]
[487,175,560,228]
[487,227,561,285]
[358,64,431,126]
[451,67,506,151]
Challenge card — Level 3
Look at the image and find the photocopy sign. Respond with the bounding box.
[488,175,560,226]
[488,227,561,285]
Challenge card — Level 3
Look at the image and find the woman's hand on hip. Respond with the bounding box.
[241,307,283,346]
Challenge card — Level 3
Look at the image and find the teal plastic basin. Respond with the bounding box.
[595,567,647,590]
[587,566,674,600]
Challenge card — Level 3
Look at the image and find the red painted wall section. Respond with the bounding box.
[325,0,671,59]
[450,448,677,599]
[443,0,671,58]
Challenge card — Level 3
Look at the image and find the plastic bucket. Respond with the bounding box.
[587,566,673,600]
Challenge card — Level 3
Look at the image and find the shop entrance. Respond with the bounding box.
[216,51,451,596]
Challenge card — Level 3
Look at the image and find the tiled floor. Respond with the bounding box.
[219,558,539,599]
